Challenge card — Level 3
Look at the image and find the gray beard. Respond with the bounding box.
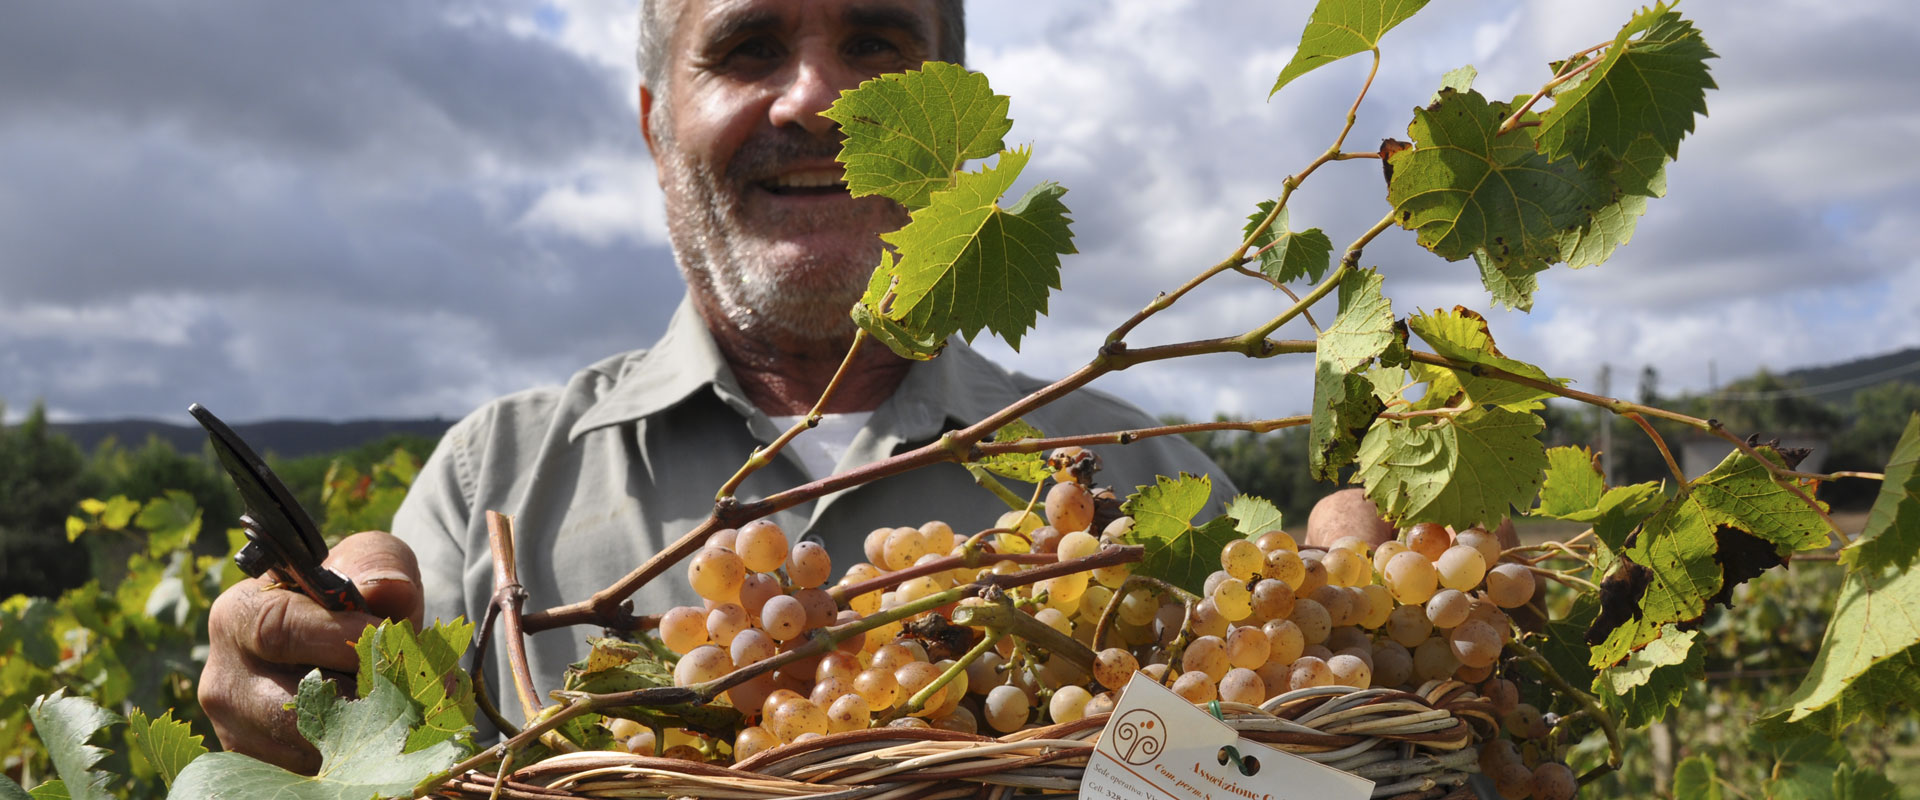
[655,125,898,345]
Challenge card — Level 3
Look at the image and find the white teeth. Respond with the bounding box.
[769,170,846,189]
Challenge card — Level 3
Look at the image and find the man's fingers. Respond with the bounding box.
[199,650,322,774]
[209,576,379,672]
[325,530,424,625]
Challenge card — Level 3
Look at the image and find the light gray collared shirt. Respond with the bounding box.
[392,297,1233,727]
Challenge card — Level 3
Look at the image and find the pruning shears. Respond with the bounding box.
[189,403,369,613]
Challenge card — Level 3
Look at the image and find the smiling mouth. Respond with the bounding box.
[758,169,849,197]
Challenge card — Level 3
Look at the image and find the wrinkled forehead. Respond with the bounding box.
[664,0,941,60]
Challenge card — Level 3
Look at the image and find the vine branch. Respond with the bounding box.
[715,327,873,500]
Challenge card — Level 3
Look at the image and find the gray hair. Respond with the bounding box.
[635,0,966,92]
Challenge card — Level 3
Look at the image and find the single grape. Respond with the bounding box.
[707,527,740,551]
[1190,598,1230,638]
[854,668,899,709]
[1262,619,1306,665]
[1453,661,1493,683]
[810,676,856,708]
[688,546,747,603]
[1479,738,1522,775]
[888,717,931,729]
[793,587,837,630]
[1034,607,1074,636]
[1224,625,1271,669]
[759,594,806,641]
[894,639,930,663]
[704,602,749,646]
[1413,637,1460,682]
[1531,762,1578,800]
[863,527,892,565]
[1384,603,1432,648]
[729,629,776,670]
[894,661,946,717]
[919,520,956,554]
[1383,551,1439,605]
[1220,539,1264,581]
[1093,647,1139,690]
[833,610,867,654]
[1297,551,1329,595]
[1356,584,1394,629]
[1288,599,1333,645]
[1434,544,1488,593]
[1050,685,1094,724]
[882,526,928,571]
[1289,656,1333,689]
[1426,589,1472,628]
[1255,529,1298,553]
[1327,653,1372,688]
[625,729,657,756]
[760,688,803,725]
[1045,481,1096,534]
[983,684,1030,732]
[1329,535,1374,556]
[770,696,828,742]
[820,693,868,734]
[1482,677,1520,716]
[1371,641,1414,688]
[1450,619,1502,669]
[787,541,832,588]
[1372,540,1409,575]
[1182,635,1230,681]
[840,563,884,615]
[1504,703,1545,739]
[927,659,967,717]
[1486,563,1537,608]
[1454,526,1504,568]
[1322,547,1369,588]
[1079,583,1115,620]
[1213,577,1253,621]
[1307,584,1352,627]
[1056,530,1101,563]
[1218,668,1266,705]
[932,706,978,734]
[1249,579,1295,622]
[1048,446,1086,483]
[1493,762,1535,800]
[1038,572,1090,608]
[1302,643,1334,662]
[739,572,781,617]
[1029,525,1064,555]
[1117,589,1159,626]
[1085,692,1117,717]
[659,606,708,654]
[674,644,732,687]
[1172,671,1217,703]
[736,519,789,573]
[605,717,643,740]
[1404,522,1451,561]
[1263,548,1306,589]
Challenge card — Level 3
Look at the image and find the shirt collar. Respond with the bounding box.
[567,293,1035,443]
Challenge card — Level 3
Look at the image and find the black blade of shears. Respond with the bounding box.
[189,403,367,613]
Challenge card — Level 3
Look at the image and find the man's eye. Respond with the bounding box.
[730,37,781,63]
[846,36,901,59]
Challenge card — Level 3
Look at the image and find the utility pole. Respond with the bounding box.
[1598,363,1614,485]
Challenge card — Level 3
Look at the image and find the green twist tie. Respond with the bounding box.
[1207,700,1248,774]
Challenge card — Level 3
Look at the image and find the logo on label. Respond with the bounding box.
[1111,709,1166,765]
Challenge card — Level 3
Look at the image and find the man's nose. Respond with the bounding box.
[768,54,845,137]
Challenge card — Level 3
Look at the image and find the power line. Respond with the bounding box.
[1706,357,1920,401]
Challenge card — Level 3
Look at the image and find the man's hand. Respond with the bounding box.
[200,530,423,773]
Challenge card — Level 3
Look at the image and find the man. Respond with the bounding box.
[201,0,1228,771]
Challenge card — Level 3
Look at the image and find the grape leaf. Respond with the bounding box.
[1532,445,1665,554]
[0,776,30,800]
[1407,307,1564,411]
[1244,201,1333,285]
[1309,269,1399,480]
[1431,65,1477,103]
[1841,412,1920,571]
[352,618,476,754]
[1354,406,1547,530]
[135,491,202,557]
[169,671,464,800]
[1269,0,1433,96]
[124,709,208,790]
[1673,755,1721,800]
[859,146,1075,353]
[1136,515,1245,596]
[1387,88,1614,273]
[1589,447,1831,666]
[1555,134,1669,269]
[1473,251,1547,311]
[1597,625,1702,728]
[976,419,1051,483]
[1830,764,1901,800]
[823,61,1012,210]
[851,257,947,360]
[25,782,64,800]
[1536,4,1716,166]
[1226,495,1285,539]
[562,639,743,738]
[1122,473,1214,546]
[1769,561,1920,727]
[25,690,118,800]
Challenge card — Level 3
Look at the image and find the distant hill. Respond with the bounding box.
[50,417,454,460]
[1766,346,1920,407]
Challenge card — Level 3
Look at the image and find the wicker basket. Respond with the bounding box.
[435,681,1498,800]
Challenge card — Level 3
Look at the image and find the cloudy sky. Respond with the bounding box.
[2,1,1916,427]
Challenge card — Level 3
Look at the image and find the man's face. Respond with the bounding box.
[644,0,938,344]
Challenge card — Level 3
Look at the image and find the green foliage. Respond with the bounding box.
[317,447,419,541]
[122,710,206,791]
[974,419,1052,483]
[1243,201,1333,285]
[0,402,96,599]
[1309,269,1400,480]
[1120,474,1238,595]
[352,620,476,755]
[1268,0,1430,95]
[1673,755,1721,800]
[1224,495,1284,539]
[1770,560,1920,729]
[1120,473,1214,546]
[1354,406,1547,529]
[822,61,1012,210]
[1596,625,1704,728]
[1534,4,1717,166]
[1406,308,1564,411]
[1842,413,1920,570]
[26,690,119,800]
[169,671,464,800]
[562,639,743,738]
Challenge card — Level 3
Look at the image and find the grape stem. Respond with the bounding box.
[954,594,1097,672]
[1505,639,1620,774]
[968,467,1033,511]
[1526,565,1601,593]
[714,327,874,501]
[485,511,544,722]
[1229,265,1321,332]
[1091,573,1196,652]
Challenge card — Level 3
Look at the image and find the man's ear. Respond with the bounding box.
[638,84,658,156]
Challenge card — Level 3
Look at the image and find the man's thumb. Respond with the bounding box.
[326,530,425,625]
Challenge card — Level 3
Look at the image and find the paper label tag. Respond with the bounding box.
[1078,673,1374,800]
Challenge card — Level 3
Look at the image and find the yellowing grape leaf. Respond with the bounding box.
[135,491,202,557]
[1597,625,1701,728]
[169,671,464,800]
[1244,201,1333,285]
[1556,133,1670,269]
[1226,495,1285,539]
[858,147,1075,354]
[1473,251,1548,311]
[1532,445,1665,554]
[824,62,1012,210]
[1407,307,1564,411]
[1841,413,1920,571]
[352,619,475,754]
[25,690,118,800]
[1536,4,1716,166]
[562,639,743,739]
[1387,89,1614,273]
[1354,406,1546,530]
[124,709,208,790]
[1770,561,1920,727]
[1589,447,1831,666]
[1269,0,1433,96]
[1137,516,1245,597]
[1122,473,1214,546]
[976,419,1051,483]
[1310,269,1400,480]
